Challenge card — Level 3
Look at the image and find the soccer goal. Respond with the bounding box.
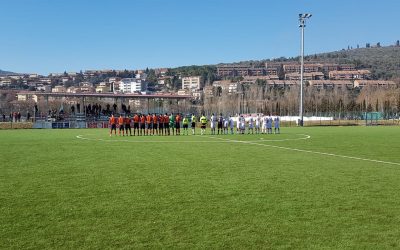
[364,112,380,126]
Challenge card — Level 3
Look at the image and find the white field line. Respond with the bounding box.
[202,135,400,166]
[247,134,311,142]
[76,135,232,143]
[76,133,310,143]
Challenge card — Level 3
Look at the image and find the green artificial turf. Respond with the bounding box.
[1,126,400,249]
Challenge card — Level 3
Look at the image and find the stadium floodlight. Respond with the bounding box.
[298,13,312,126]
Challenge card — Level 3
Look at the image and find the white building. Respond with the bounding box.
[36,84,51,92]
[0,79,12,86]
[182,76,201,90]
[135,73,147,80]
[95,82,110,93]
[39,78,52,84]
[192,90,202,100]
[108,77,121,83]
[119,78,147,93]
[52,85,66,93]
[9,75,22,80]
[228,83,238,93]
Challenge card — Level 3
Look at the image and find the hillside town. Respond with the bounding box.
[1,61,397,100]
[1,44,400,122]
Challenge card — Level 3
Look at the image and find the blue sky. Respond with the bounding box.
[1,0,399,75]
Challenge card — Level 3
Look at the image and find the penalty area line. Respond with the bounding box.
[203,135,400,166]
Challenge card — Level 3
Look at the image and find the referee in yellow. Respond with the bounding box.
[200,114,207,135]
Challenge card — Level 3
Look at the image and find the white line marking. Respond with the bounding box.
[76,135,233,143]
[76,133,310,143]
[202,135,400,166]
[246,134,311,142]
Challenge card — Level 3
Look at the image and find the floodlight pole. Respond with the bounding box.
[298,14,311,126]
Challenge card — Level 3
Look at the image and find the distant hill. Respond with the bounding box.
[223,45,400,81]
[0,69,17,76]
[309,46,400,80]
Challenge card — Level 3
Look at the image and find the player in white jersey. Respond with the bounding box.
[255,114,261,134]
[274,116,280,134]
[248,117,254,134]
[240,116,246,134]
[223,117,229,134]
[229,116,234,134]
[262,115,268,134]
[210,113,216,135]
[236,114,240,134]
[267,116,273,134]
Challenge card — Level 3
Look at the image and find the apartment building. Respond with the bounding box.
[213,80,239,94]
[322,64,340,72]
[267,80,298,87]
[182,76,201,90]
[308,80,354,89]
[119,78,147,93]
[329,70,371,80]
[94,82,110,93]
[285,72,325,80]
[52,85,66,93]
[108,77,121,83]
[339,64,356,71]
[354,80,397,88]
[0,79,12,86]
[283,63,322,74]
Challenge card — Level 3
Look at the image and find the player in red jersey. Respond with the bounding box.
[118,115,125,136]
[164,113,169,135]
[125,115,132,136]
[157,114,164,135]
[133,113,140,136]
[175,113,181,135]
[109,114,117,136]
[146,114,152,136]
[140,114,146,136]
[152,113,158,136]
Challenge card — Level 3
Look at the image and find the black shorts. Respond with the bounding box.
[218,122,223,129]
[191,122,196,128]
[201,124,206,129]
[183,124,188,129]
[111,124,116,130]
[159,123,164,129]
[175,122,180,128]
[147,123,152,129]
[119,124,124,130]
[134,123,139,129]
[164,123,169,129]
[153,123,158,129]
[140,123,145,129]
[125,124,131,129]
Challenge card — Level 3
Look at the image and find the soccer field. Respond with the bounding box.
[1,126,400,249]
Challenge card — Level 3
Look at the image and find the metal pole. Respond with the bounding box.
[300,23,304,126]
[298,13,311,126]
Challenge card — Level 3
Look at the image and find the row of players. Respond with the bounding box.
[108,113,280,136]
